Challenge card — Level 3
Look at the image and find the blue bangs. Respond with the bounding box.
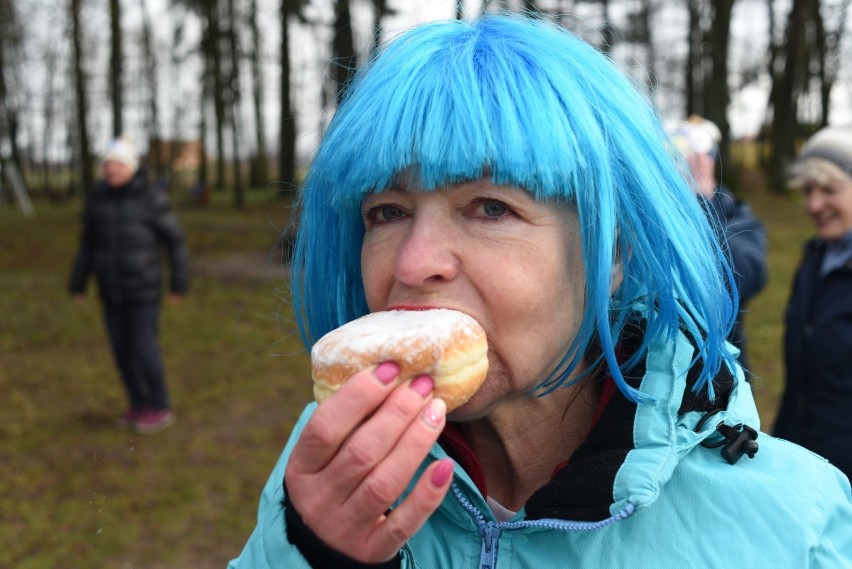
[291,13,738,402]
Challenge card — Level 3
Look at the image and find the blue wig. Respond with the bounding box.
[290,13,737,402]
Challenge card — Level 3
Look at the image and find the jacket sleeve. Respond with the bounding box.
[811,466,852,566]
[721,199,768,303]
[68,195,94,294]
[148,187,191,295]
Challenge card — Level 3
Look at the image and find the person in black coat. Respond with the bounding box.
[69,136,190,434]
[667,117,768,373]
[774,125,852,480]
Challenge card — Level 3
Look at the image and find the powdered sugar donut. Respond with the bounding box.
[311,309,489,411]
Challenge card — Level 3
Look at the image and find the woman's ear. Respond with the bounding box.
[610,243,627,294]
[610,260,623,294]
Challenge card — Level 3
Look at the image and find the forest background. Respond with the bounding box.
[1,0,851,567]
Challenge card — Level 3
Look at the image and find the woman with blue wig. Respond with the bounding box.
[230,13,852,568]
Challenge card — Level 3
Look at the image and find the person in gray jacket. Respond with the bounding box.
[69,136,189,434]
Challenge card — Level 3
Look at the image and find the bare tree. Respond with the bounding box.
[207,1,227,190]
[175,0,228,190]
[371,0,395,55]
[679,1,736,178]
[705,0,735,174]
[140,0,163,180]
[248,0,268,187]
[110,0,124,137]
[767,0,811,191]
[622,0,659,96]
[279,0,297,193]
[684,0,702,116]
[70,0,94,194]
[225,0,244,206]
[331,0,357,101]
[41,44,59,193]
[811,0,851,128]
[599,0,614,54]
[0,0,23,178]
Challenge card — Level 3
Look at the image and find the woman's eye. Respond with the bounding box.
[366,204,406,224]
[478,200,510,218]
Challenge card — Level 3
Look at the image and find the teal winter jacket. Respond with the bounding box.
[230,325,852,568]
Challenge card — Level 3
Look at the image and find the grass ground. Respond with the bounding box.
[2,190,313,568]
[0,176,814,568]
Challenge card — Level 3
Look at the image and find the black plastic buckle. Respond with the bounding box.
[696,409,759,465]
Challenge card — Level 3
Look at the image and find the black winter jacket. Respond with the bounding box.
[701,186,768,370]
[774,238,852,479]
[69,170,190,305]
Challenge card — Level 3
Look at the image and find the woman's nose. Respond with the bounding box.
[805,190,825,215]
[394,214,460,287]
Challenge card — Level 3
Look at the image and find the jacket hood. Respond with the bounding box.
[437,318,760,523]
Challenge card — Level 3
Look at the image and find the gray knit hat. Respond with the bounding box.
[798,125,852,175]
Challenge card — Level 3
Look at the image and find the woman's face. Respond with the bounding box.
[360,178,586,418]
[803,179,852,240]
[102,160,135,188]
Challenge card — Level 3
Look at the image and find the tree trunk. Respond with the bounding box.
[812,2,829,128]
[70,0,94,195]
[0,0,24,180]
[812,0,851,128]
[140,0,163,181]
[278,0,296,194]
[41,46,59,193]
[522,0,540,14]
[226,0,244,206]
[199,67,209,192]
[202,1,227,190]
[768,0,809,192]
[110,0,124,137]
[371,0,391,55]
[599,0,614,54]
[331,0,357,102]
[637,0,657,94]
[706,0,735,179]
[685,0,702,117]
[248,0,268,187]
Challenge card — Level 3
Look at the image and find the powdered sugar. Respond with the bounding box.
[311,309,483,367]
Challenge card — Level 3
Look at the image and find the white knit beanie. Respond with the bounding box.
[666,116,721,158]
[102,136,139,172]
[799,126,852,175]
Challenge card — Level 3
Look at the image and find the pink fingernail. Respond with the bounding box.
[430,459,454,487]
[422,398,446,428]
[375,362,400,384]
[410,375,434,398]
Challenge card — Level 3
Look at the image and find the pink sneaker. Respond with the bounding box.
[133,409,176,434]
[116,409,143,429]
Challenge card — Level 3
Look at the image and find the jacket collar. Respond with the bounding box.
[437,318,759,523]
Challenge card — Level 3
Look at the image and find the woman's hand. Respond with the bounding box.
[284,361,454,564]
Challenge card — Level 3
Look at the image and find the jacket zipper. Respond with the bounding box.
[479,522,501,569]
[451,482,636,568]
